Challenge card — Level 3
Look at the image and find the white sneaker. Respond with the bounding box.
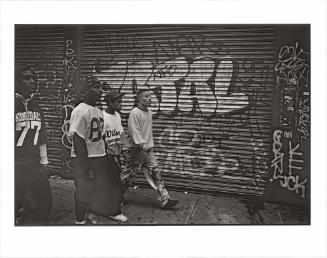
[75,220,86,225]
[109,213,128,223]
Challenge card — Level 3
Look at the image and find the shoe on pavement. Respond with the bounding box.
[109,213,128,223]
[75,220,86,225]
[86,212,98,224]
[161,199,179,210]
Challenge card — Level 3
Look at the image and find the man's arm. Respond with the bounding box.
[38,143,51,178]
[38,104,50,177]
[73,133,91,176]
[73,133,88,160]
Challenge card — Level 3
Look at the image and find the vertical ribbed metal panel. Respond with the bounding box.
[81,25,275,196]
[15,26,64,173]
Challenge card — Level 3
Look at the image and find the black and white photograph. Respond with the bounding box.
[1,1,326,258]
[14,24,311,226]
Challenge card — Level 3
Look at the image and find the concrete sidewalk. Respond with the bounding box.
[47,176,310,225]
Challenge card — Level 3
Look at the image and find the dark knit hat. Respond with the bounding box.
[80,75,101,93]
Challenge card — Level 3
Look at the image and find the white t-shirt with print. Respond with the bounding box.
[69,103,106,158]
[103,110,126,156]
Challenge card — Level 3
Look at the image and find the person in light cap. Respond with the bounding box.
[15,64,52,225]
[121,88,179,210]
[102,89,128,222]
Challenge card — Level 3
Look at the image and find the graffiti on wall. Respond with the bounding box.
[270,42,310,198]
[89,32,273,190]
[270,130,307,198]
[275,42,310,141]
[275,41,309,87]
[298,98,309,140]
[94,57,250,117]
[63,40,78,105]
[61,39,78,175]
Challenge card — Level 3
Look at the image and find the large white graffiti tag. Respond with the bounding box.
[93,57,249,116]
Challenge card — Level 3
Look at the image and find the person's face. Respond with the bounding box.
[17,69,35,98]
[86,81,102,103]
[138,91,151,107]
[109,97,123,112]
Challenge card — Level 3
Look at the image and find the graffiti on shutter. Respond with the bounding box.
[270,41,310,199]
[81,26,275,195]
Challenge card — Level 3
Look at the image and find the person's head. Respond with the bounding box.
[135,89,151,109]
[15,64,36,98]
[104,89,125,113]
[81,75,102,105]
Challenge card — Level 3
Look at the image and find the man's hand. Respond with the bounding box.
[143,144,152,153]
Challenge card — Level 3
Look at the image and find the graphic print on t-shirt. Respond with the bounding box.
[103,111,125,156]
[90,117,104,142]
[15,111,42,146]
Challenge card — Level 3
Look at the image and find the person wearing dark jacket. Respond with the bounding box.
[15,65,52,225]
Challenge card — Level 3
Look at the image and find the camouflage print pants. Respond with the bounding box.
[121,149,170,207]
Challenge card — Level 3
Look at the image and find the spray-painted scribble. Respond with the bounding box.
[89,33,230,67]
[63,39,77,105]
[63,159,74,175]
[275,42,309,86]
[297,98,310,140]
[61,104,74,149]
[288,141,304,174]
[61,39,78,175]
[156,128,240,175]
[271,129,284,177]
[270,129,307,198]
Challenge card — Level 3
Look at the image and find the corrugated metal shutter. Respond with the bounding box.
[15,26,64,173]
[81,25,275,196]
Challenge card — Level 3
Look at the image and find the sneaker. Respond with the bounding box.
[86,212,98,224]
[109,213,128,223]
[75,220,86,225]
[161,199,179,210]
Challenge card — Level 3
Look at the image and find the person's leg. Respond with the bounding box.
[120,149,146,198]
[15,163,51,225]
[143,151,178,209]
[90,156,123,216]
[15,165,31,225]
[22,168,52,225]
[72,158,95,224]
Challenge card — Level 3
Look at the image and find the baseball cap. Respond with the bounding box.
[104,89,126,102]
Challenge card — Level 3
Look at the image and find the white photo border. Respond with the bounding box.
[1,1,326,257]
